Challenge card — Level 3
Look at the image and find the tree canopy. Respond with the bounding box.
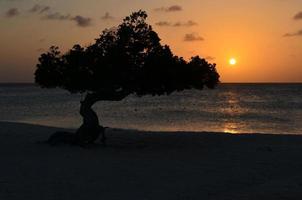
[35,10,220,99]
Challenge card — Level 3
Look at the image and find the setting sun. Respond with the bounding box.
[229,58,237,66]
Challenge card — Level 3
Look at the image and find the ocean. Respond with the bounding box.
[0,83,301,134]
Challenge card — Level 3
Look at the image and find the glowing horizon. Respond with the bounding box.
[0,0,302,83]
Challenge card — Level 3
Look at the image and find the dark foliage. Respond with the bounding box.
[35,10,220,145]
[35,10,220,99]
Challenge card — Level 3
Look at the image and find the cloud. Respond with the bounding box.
[166,5,182,12]
[174,20,198,27]
[205,56,215,61]
[29,4,50,14]
[155,20,198,27]
[155,21,171,26]
[154,5,182,12]
[184,33,204,42]
[294,12,302,20]
[40,6,50,14]
[37,48,45,52]
[101,12,114,20]
[283,30,302,37]
[42,11,92,27]
[29,5,40,13]
[71,15,92,27]
[187,21,198,26]
[43,12,70,20]
[3,3,92,28]
[5,8,19,17]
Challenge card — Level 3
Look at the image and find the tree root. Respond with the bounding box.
[46,126,107,147]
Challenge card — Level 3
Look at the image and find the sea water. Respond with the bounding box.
[0,83,301,134]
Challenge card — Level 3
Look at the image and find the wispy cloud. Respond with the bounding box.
[2,2,93,28]
[43,12,70,20]
[154,5,182,12]
[39,38,46,43]
[205,56,215,61]
[29,4,50,14]
[5,8,19,17]
[0,0,22,1]
[174,20,198,27]
[155,20,197,27]
[37,48,45,52]
[283,30,302,37]
[184,33,204,42]
[155,21,171,26]
[294,12,302,20]
[101,12,114,20]
[71,15,92,27]
[42,11,92,27]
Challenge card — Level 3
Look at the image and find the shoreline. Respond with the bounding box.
[2,120,300,136]
[1,121,302,199]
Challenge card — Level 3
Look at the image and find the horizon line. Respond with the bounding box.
[0,82,302,84]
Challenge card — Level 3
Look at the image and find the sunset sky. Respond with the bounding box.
[0,0,302,83]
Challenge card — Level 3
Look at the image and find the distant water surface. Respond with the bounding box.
[0,83,301,134]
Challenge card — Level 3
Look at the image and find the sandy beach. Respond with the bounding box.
[1,121,302,200]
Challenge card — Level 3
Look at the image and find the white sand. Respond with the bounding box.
[1,121,302,200]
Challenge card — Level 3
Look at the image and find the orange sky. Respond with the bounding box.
[0,0,302,82]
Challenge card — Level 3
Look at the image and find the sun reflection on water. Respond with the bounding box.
[223,122,240,134]
[221,91,247,134]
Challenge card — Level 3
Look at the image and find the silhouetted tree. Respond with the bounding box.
[35,10,220,145]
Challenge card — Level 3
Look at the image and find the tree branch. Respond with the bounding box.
[82,90,129,107]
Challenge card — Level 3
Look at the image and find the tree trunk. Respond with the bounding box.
[75,93,106,146]
[47,90,128,146]
[74,90,129,145]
